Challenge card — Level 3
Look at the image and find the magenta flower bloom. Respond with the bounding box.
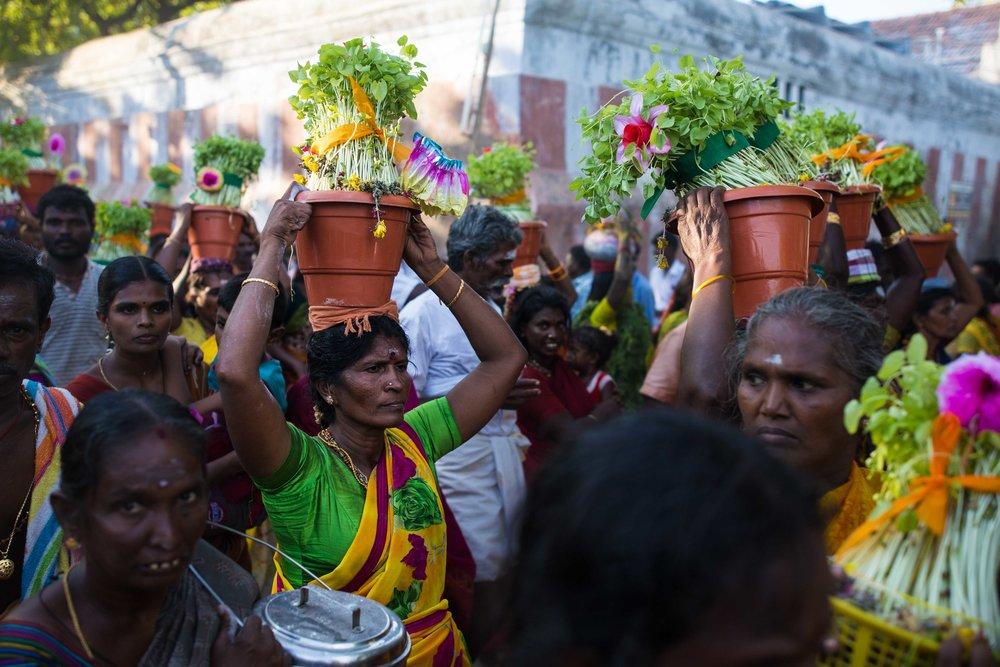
[400,133,469,217]
[391,445,417,490]
[936,353,1000,433]
[401,534,428,581]
[48,133,65,156]
[614,94,670,169]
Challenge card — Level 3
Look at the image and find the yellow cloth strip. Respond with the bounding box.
[492,189,527,206]
[885,186,925,207]
[311,77,412,164]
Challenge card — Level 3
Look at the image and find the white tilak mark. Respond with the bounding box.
[766,354,783,366]
[158,479,169,489]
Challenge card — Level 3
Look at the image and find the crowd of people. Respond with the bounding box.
[0,180,998,665]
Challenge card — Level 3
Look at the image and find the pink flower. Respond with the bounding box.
[401,534,428,580]
[936,353,1000,433]
[391,445,417,490]
[48,133,65,156]
[614,94,670,169]
[11,117,24,126]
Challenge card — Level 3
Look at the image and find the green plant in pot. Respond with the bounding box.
[92,200,152,263]
[0,148,29,203]
[145,162,183,237]
[0,114,63,213]
[869,146,954,276]
[188,135,263,261]
[572,54,822,318]
[786,109,886,250]
[288,35,468,313]
[466,141,544,278]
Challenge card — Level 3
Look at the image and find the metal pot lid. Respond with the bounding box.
[255,587,409,666]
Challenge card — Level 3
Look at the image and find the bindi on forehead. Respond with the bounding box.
[387,347,400,360]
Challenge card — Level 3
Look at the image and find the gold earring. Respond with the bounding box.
[65,537,80,550]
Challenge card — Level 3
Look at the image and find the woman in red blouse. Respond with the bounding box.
[508,285,620,478]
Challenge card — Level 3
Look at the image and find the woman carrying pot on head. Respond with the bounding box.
[508,285,621,479]
[676,187,884,553]
[909,245,984,363]
[0,390,289,666]
[66,255,207,405]
[215,188,526,665]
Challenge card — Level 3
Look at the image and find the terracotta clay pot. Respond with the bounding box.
[188,206,247,261]
[802,181,840,265]
[146,202,175,238]
[514,220,546,269]
[294,190,419,308]
[834,184,880,250]
[909,231,956,278]
[17,169,59,214]
[724,185,824,320]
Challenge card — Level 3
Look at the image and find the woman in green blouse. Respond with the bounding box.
[216,189,525,665]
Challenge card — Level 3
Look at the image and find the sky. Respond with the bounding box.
[755,0,955,23]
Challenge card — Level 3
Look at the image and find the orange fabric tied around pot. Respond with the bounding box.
[886,186,926,208]
[106,233,146,255]
[311,77,412,165]
[836,412,1000,558]
[492,189,527,206]
[308,301,399,335]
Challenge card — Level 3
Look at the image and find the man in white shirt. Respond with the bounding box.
[36,186,106,386]
[400,204,537,653]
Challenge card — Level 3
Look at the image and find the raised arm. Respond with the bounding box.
[946,238,985,331]
[818,204,848,290]
[676,187,736,418]
[403,213,526,441]
[538,228,577,304]
[873,207,924,333]
[154,203,193,280]
[604,237,637,313]
[215,189,310,478]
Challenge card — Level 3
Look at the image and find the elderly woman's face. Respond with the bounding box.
[325,335,411,429]
[60,431,207,593]
[737,317,858,492]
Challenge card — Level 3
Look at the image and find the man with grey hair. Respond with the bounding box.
[399,204,538,652]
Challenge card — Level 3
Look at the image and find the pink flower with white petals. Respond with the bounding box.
[614,94,671,169]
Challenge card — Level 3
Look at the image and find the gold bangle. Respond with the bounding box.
[446,279,466,308]
[242,277,280,297]
[883,229,908,249]
[548,264,567,281]
[826,212,841,225]
[425,264,450,287]
[692,274,734,299]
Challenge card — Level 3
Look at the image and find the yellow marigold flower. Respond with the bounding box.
[303,155,320,173]
[292,173,306,185]
[798,173,809,182]
[656,236,667,250]
[373,219,387,239]
[166,162,182,174]
[657,255,668,270]
[347,174,362,191]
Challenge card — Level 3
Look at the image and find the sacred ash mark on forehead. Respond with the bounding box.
[766,354,783,366]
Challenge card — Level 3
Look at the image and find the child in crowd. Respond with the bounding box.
[567,325,618,403]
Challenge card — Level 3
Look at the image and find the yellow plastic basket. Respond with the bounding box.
[818,597,940,667]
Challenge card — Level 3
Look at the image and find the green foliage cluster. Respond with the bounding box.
[466,143,536,199]
[0,1,231,65]
[571,55,793,222]
[0,116,45,151]
[192,135,264,178]
[289,36,427,136]
[782,108,860,154]
[843,335,942,502]
[95,200,152,236]
[0,148,30,186]
[149,163,182,187]
[869,149,925,201]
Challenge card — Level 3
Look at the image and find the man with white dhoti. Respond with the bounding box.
[400,205,538,655]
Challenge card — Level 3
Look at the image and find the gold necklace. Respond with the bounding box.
[318,429,369,489]
[0,387,41,581]
[98,353,165,393]
[62,562,96,661]
[527,358,553,377]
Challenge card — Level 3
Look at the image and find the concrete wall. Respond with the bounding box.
[2,0,998,257]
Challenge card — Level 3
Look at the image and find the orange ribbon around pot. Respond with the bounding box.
[311,77,412,165]
[886,186,926,208]
[492,188,527,206]
[308,301,399,335]
[836,413,1000,557]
